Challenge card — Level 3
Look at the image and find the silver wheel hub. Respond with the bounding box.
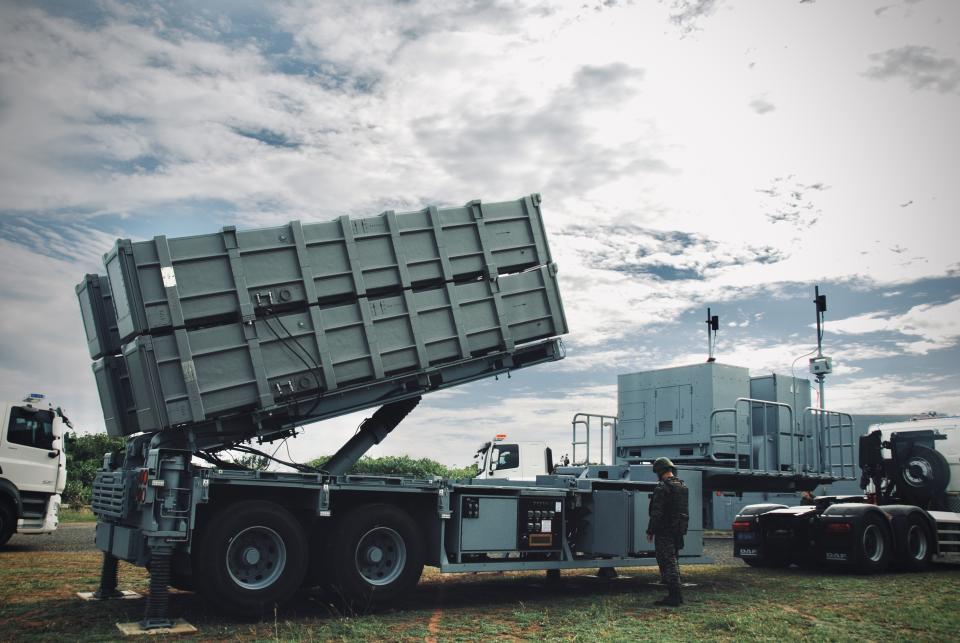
[907,524,927,560]
[243,547,261,565]
[904,459,932,486]
[226,525,287,590]
[862,524,884,562]
[354,526,406,586]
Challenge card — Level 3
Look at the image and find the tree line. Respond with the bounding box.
[63,433,476,508]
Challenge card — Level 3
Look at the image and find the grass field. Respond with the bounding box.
[1,549,958,642]
[59,508,97,523]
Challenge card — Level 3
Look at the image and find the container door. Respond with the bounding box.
[655,386,679,435]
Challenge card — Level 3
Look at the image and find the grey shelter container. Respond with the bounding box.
[118,265,566,432]
[105,195,553,341]
[76,274,122,359]
[616,363,751,461]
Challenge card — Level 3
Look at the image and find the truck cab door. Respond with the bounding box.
[52,416,67,493]
[1,406,59,494]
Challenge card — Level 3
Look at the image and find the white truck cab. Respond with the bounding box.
[0,394,68,546]
[474,434,554,480]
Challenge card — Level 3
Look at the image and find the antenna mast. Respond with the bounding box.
[809,286,832,409]
[706,308,719,363]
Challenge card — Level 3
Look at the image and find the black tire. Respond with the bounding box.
[170,573,195,592]
[756,531,793,568]
[897,514,933,572]
[761,552,792,568]
[0,501,15,547]
[326,503,424,608]
[896,445,950,506]
[742,551,790,568]
[194,500,308,615]
[855,514,892,574]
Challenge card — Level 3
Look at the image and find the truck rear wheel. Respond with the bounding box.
[195,500,308,615]
[327,503,424,608]
[897,515,932,572]
[744,548,791,568]
[855,514,891,574]
[0,501,15,547]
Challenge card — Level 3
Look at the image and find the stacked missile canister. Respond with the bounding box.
[77,195,567,447]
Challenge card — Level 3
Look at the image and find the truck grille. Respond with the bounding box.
[91,471,127,519]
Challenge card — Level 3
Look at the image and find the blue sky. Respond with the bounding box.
[0,0,958,467]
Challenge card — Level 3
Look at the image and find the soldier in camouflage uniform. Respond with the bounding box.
[646,457,689,607]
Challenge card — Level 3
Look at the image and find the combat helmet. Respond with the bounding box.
[652,457,676,477]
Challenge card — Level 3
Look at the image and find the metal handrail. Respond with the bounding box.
[709,407,742,468]
[709,398,798,473]
[802,407,856,480]
[571,413,617,465]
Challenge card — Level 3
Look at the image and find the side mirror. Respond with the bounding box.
[489,448,500,473]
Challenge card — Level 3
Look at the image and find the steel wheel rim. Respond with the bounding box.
[354,526,406,586]
[904,458,932,487]
[906,524,927,560]
[862,524,884,562]
[226,525,287,590]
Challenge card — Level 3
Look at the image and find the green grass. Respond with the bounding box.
[1,551,958,641]
[59,507,97,523]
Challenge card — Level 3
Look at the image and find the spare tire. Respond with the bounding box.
[896,445,950,506]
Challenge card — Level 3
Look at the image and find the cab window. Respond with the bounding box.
[7,407,55,450]
[495,444,519,470]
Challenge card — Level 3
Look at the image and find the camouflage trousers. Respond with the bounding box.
[654,534,681,590]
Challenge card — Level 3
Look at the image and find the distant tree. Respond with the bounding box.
[227,452,270,471]
[308,454,476,479]
[62,432,126,508]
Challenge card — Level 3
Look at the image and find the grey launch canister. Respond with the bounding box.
[102,195,553,341]
[78,195,568,440]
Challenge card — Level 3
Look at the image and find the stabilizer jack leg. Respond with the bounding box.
[140,547,174,630]
[94,552,123,599]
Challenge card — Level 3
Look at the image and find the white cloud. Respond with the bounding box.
[827,375,959,416]
[284,382,619,467]
[1,0,959,465]
[827,298,960,354]
[0,237,112,433]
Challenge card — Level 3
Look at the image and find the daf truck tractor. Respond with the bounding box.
[733,415,960,571]
[0,394,68,547]
[78,195,849,631]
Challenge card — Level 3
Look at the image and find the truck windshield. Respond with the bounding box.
[7,407,55,451]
